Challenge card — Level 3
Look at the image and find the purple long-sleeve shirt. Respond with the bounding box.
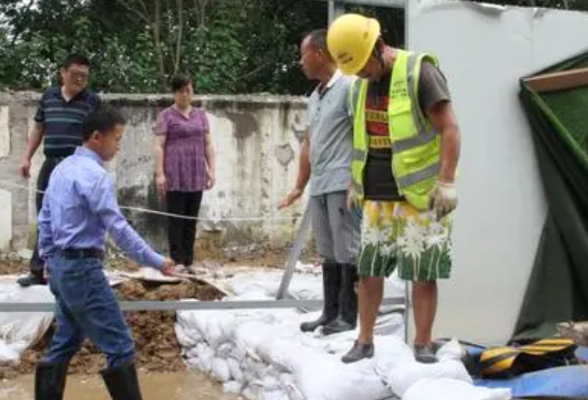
[38,146,164,269]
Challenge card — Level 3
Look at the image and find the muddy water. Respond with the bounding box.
[0,371,241,400]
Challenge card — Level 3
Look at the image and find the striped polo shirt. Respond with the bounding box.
[34,87,101,157]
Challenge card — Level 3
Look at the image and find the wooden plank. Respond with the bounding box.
[524,68,588,93]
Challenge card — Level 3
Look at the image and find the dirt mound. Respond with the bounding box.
[12,279,224,376]
[0,254,28,275]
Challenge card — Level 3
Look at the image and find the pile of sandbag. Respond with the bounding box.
[175,269,512,400]
[176,299,404,400]
[376,339,511,400]
[0,278,55,365]
[175,269,405,400]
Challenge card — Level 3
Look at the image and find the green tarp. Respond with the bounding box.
[514,50,588,341]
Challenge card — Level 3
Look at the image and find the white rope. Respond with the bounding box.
[119,205,296,222]
[0,179,300,223]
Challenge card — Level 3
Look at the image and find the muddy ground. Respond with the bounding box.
[1,279,223,379]
[0,245,318,379]
[0,371,241,400]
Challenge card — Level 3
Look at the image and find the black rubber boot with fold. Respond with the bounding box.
[300,262,340,332]
[34,361,68,400]
[101,362,144,400]
[322,264,358,335]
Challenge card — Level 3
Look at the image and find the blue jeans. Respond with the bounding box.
[44,256,135,369]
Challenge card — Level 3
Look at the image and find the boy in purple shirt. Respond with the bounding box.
[35,106,174,400]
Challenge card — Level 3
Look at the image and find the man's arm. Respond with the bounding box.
[278,133,311,209]
[345,77,358,209]
[418,61,460,219]
[21,93,47,178]
[295,135,311,191]
[20,122,44,179]
[426,101,460,220]
[38,185,55,261]
[427,102,460,183]
[418,61,460,182]
[87,175,166,269]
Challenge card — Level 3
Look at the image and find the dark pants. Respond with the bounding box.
[44,256,135,368]
[166,191,203,265]
[30,157,66,275]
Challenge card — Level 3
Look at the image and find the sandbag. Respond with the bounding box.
[0,341,20,364]
[388,360,473,397]
[377,339,472,397]
[0,283,55,364]
[211,357,231,381]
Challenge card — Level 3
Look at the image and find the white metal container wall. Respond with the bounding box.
[408,0,588,345]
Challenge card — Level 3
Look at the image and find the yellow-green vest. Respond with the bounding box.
[350,49,441,210]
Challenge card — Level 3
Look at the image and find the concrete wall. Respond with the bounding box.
[408,0,588,344]
[0,105,12,249]
[0,92,308,253]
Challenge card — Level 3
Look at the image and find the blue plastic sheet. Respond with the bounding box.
[474,366,588,398]
[576,346,588,362]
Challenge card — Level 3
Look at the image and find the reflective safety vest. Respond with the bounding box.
[350,49,441,210]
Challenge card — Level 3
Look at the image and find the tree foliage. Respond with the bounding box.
[0,0,328,94]
[0,0,586,94]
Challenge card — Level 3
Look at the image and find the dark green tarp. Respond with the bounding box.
[513,50,588,341]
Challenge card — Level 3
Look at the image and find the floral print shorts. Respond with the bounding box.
[357,200,453,281]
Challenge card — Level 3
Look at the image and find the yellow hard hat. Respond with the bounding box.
[327,13,381,75]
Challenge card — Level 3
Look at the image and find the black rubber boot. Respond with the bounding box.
[34,362,68,400]
[101,362,143,400]
[18,272,46,287]
[300,263,340,332]
[323,264,358,335]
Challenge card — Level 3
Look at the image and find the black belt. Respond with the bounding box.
[60,248,104,260]
[45,155,69,161]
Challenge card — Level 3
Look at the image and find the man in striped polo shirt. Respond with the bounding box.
[18,53,102,287]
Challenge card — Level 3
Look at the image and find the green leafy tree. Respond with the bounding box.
[1,0,586,94]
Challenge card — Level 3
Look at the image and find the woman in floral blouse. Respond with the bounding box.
[154,73,216,267]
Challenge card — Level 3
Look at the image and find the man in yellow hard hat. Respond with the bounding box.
[327,13,461,364]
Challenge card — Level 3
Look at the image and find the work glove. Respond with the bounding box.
[346,185,364,212]
[428,181,457,221]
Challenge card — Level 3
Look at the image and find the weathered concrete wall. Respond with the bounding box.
[0,105,13,249]
[0,92,309,254]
